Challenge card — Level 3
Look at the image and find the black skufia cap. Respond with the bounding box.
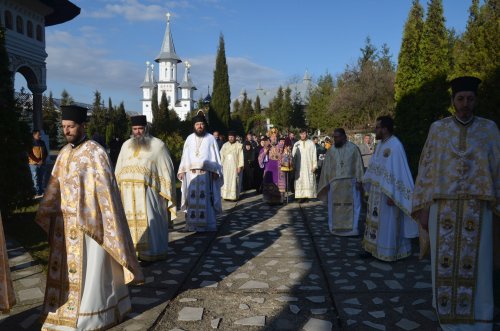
[61,105,88,124]
[131,115,147,126]
[192,110,207,125]
[450,76,481,94]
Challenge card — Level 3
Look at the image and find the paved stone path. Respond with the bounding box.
[2,192,499,330]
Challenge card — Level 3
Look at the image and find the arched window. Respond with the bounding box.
[4,11,13,29]
[36,25,43,41]
[27,20,33,38]
[16,16,23,33]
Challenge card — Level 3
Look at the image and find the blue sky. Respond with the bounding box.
[15,0,473,112]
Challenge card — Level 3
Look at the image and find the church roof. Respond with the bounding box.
[155,13,181,63]
[40,0,80,26]
[140,62,154,88]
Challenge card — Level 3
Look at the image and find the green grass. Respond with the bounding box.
[3,203,50,270]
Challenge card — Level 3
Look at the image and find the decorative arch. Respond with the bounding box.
[16,15,23,33]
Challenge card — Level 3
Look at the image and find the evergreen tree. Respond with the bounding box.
[42,91,60,148]
[0,27,33,214]
[152,91,169,135]
[306,74,334,132]
[88,90,107,137]
[60,89,73,106]
[418,0,449,83]
[151,88,159,127]
[279,87,293,128]
[211,34,231,133]
[254,95,262,114]
[232,99,241,116]
[268,86,284,126]
[394,0,424,102]
[290,92,306,129]
[114,101,130,139]
[395,0,451,175]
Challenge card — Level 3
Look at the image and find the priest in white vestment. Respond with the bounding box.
[412,77,500,331]
[292,129,317,201]
[35,106,143,331]
[318,128,364,236]
[0,211,15,313]
[362,116,419,261]
[178,112,223,232]
[115,115,176,262]
[220,131,244,201]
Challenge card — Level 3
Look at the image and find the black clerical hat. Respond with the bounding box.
[131,115,147,126]
[61,105,87,124]
[227,130,236,137]
[450,76,481,94]
[192,110,207,125]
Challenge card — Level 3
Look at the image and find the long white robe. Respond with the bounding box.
[412,116,499,329]
[115,137,176,261]
[178,133,222,232]
[220,141,244,200]
[362,135,418,261]
[292,139,317,199]
[317,141,364,236]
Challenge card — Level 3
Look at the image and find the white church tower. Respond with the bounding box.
[140,61,155,123]
[155,13,180,112]
[141,12,196,121]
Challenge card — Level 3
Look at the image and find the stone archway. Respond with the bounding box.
[10,59,47,132]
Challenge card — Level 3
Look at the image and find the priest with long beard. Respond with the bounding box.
[35,105,143,330]
[115,115,176,262]
[178,111,223,232]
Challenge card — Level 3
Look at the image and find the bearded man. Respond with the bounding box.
[35,105,143,330]
[178,112,223,232]
[318,128,364,236]
[115,115,176,262]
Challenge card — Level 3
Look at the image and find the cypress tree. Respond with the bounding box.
[395,0,451,175]
[279,87,293,128]
[152,91,169,135]
[211,33,231,133]
[394,0,424,102]
[0,27,33,214]
[88,90,107,137]
[114,101,130,140]
[254,95,262,114]
[151,88,159,126]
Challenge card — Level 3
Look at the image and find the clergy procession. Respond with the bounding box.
[1,75,498,330]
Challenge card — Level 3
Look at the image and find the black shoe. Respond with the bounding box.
[358,251,372,259]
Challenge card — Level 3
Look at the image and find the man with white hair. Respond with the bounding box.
[115,115,176,262]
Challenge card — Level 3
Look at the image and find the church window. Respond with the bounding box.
[16,16,23,33]
[36,25,43,41]
[4,11,13,30]
[27,21,33,38]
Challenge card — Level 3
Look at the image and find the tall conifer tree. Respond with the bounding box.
[210,34,231,133]
[395,0,451,174]
[394,0,424,102]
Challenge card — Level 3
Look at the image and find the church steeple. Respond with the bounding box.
[179,61,196,91]
[140,61,153,88]
[155,13,181,63]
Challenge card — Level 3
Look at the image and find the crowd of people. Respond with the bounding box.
[0,76,498,331]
